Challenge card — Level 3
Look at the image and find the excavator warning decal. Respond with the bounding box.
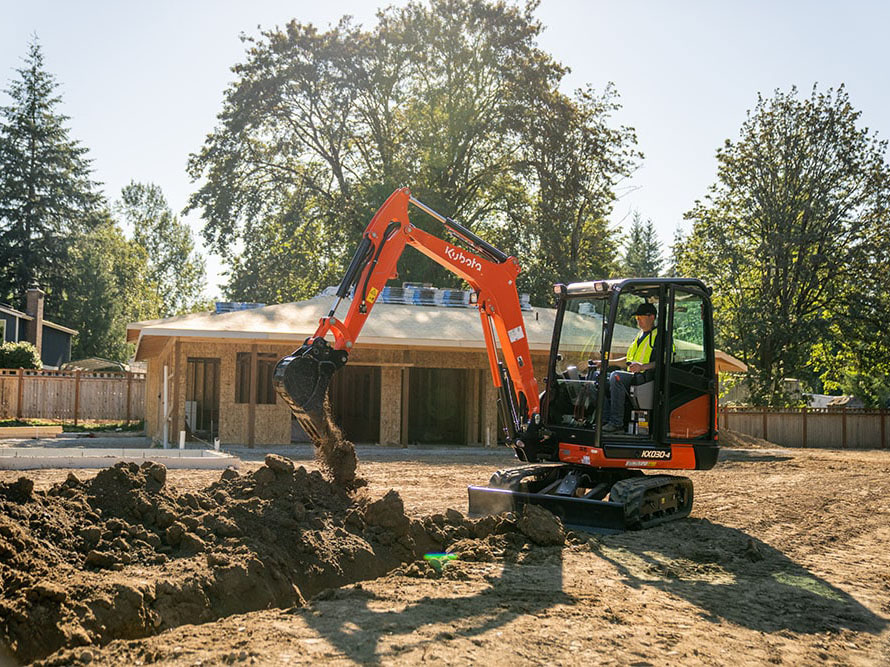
[507,325,525,343]
[366,287,379,304]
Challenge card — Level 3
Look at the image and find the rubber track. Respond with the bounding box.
[487,464,566,490]
[609,475,694,529]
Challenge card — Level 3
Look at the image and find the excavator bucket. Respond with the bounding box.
[273,338,348,442]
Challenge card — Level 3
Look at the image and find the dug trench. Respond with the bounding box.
[0,455,565,664]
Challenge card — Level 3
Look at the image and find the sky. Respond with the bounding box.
[2,1,889,299]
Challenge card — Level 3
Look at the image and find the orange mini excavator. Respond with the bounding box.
[274,189,720,531]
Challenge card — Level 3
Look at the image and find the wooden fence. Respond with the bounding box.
[722,406,888,449]
[0,368,145,424]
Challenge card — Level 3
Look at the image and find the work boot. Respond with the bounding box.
[602,422,623,433]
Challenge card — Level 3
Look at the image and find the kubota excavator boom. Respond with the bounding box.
[274,188,540,449]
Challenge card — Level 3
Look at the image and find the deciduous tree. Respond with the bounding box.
[187,1,638,305]
[52,218,161,361]
[117,182,207,316]
[680,85,890,404]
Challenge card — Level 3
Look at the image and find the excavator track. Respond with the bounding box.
[608,474,694,529]
[468,465,693,532]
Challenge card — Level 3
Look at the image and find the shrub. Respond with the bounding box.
[0,341,42,369]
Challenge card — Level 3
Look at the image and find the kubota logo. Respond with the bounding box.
[444,246,482,272]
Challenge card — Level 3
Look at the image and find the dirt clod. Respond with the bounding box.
[264,454,294,475]
[517,504,565,546]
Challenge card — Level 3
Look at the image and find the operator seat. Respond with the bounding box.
[631,381,655,410]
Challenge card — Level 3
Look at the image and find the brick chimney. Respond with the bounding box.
[25,282,45,354]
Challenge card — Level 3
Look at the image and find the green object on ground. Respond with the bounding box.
[423,553,457,572]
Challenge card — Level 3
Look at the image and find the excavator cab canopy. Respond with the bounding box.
[542,277,719,470]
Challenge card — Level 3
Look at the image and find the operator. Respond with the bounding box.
[596,302,659,433]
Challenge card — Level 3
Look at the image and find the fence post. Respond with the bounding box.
[881,410,886,450]
[842,407,847,449]
[802,405,807,448]
[125,371,132,424]
[762,408,768,441]
[722,405,728,430]
[16,368,24,419]
[73,370,81,426]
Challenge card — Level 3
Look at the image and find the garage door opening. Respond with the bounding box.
[408,368,468,445]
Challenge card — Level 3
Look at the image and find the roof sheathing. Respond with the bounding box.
[131,297,558,360]
[127,296,748,372]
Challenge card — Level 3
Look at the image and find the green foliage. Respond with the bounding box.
[116,182,207,316]
[0,38,102,308]
[665,226,686,277]
[0,341,42,369]
[187,0,639,305]
[679,85,890,405]
[808,278,890,407]
[51,217,162,362]
[621,211,663,277]
[0,40,165,363]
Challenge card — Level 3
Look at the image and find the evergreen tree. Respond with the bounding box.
[116,182,207,316]
[52,217,161,361]
[0,38,102,308]
[621,211,663,277]
[665,226,686,277]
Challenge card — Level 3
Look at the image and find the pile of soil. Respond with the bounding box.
[720,428,776,449]
[0,456,554,664]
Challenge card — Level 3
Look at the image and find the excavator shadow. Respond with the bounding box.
[295,539,573,663]
[590,518,887,635]
[293,519,885,662]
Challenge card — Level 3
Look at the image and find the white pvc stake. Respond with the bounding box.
[162,365,169,449]
[179,431,185,450]
[214,437,220,451]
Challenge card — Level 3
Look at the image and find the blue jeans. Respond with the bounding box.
[606,371,637,427]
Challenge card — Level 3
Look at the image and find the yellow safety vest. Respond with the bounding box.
[627,327,658,365]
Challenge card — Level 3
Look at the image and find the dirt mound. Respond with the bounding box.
[0,457,534,664]
[720,428,776,449]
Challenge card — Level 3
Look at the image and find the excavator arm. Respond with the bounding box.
[274,188,540,450]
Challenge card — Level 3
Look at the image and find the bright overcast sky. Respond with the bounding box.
[3,1,889,298]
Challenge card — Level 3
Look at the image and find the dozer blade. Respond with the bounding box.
[467,464,694,533]
[468,485,628,533]
[273,338,348,442]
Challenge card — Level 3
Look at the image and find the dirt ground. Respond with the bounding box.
[1,433,889,665]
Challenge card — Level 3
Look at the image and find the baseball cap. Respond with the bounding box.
[632,302,657,316]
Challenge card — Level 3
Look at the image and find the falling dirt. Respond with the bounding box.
[1,443,890,664]
[311,399,359,489]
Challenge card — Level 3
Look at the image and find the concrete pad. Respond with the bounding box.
[0,447,238,470]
